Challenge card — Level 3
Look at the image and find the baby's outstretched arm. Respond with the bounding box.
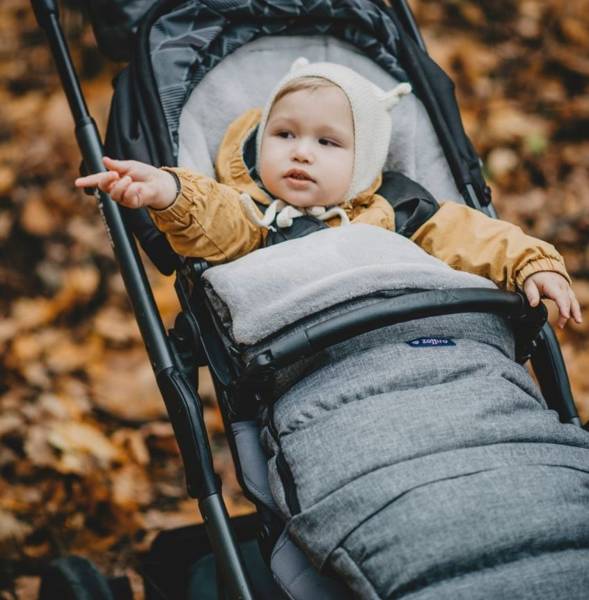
[523,271,582,329]
[74,157,177,210]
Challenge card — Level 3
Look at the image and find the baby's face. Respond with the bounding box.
[259,85,354,208]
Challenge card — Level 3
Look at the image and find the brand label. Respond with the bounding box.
[406,337,456,347]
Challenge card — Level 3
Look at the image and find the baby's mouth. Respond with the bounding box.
[284,169,315,182]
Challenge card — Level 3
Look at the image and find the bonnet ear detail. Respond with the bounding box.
[382,82,412,110]
[290,56,310,72]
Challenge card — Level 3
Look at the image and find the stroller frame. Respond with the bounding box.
[31,0,581,597]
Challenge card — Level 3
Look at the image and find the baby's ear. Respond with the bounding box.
[290,56,310,72]
[382,82,412,110]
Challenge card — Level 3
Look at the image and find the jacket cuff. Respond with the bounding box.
[148,167,193,224]
[515,256,571,289]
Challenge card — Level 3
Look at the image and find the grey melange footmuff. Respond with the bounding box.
[203,225,589,600]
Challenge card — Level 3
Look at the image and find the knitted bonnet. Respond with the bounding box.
[255,57,412,202]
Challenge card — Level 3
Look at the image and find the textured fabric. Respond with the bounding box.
[254,58,412,201]
[203,224,495,345]
[259,310,589,599]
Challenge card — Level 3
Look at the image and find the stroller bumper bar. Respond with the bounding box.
[240,287,546,381]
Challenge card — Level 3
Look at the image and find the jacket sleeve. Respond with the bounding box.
[410,202,571,291]
[148,167,264,264]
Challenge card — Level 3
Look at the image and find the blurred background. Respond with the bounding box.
[0,0,588,597]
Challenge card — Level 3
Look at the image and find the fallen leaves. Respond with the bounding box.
[0,510,32,556]
[1,0,588,598]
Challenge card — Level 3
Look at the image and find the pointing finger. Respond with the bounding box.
[75,171,118,190]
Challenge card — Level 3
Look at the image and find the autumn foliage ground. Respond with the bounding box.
[0,0,588,597]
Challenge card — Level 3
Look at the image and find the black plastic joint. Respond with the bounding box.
[155,367,218,499]
[268,330,313,366]
[31,0,59,30]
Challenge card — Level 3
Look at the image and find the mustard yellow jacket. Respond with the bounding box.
[150,108,569,291]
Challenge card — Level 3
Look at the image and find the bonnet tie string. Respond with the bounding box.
[240,193,350,231]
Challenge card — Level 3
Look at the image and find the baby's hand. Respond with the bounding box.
[74,157,178,210]
[523,271,582,329]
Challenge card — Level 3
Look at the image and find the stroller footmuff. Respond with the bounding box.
[203,224,589,599]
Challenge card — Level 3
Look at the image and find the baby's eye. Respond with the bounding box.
[318,138,339,147]
[276,131,294,139]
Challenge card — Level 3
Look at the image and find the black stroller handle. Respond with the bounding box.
[242,288,544,377]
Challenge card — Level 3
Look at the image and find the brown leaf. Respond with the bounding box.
[484,101,551,145]
[50,265,101,314]
[111,463,153,510]
[0,165,15,196]
[0,413,24,437]
[67,216,112,258]
[89,348,168,422]
[25,421,123,475]
[0,509,32,548]
[111,428,150,465]
[559,16,589,47]
[45,334,103,374]
[152,273,181,324]
[10,297,55,330]
[48,421,123,469]
[93,306,141,345]
[0,319,18,345]
[546,40,589,76]
[20,194,59,236]
[7,333,44,366]
[486,147,520,183]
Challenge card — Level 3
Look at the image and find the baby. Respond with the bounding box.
[76,59,582,328]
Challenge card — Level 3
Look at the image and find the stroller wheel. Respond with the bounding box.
[38,556,116,600]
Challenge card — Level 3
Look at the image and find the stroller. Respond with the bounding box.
[32,0,589,598]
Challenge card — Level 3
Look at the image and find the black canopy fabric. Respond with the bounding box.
[83,0,158,61]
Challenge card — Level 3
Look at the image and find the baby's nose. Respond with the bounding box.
[292,139,314,162]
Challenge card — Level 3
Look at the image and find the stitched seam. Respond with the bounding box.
[311,444,589,508]
[332,545,380,599]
